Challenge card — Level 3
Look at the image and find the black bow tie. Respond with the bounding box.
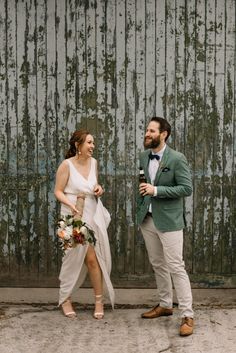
[149,153,160,160]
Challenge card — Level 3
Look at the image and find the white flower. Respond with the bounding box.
[59,221,66,228]
[64,225,73,240]
[80,226,89,237]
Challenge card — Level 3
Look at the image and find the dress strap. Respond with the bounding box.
[91,157,97,174]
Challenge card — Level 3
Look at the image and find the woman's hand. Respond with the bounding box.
[94,184,104,197]
[70,204,80,216]
[139,183,155,196]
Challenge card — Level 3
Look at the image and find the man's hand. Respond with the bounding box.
[139,183,155,196]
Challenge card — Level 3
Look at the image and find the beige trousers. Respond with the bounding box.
[140,215,193,318]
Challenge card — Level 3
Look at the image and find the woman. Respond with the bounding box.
[54,129,114,319]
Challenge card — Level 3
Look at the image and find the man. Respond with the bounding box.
[137,117,194,336]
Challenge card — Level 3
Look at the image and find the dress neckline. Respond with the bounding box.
[68,158,92,181]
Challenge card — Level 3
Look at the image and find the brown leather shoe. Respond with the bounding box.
[179,317,194,336]
[141,305,173,319]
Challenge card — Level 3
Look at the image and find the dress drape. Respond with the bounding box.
[58,158,115,308]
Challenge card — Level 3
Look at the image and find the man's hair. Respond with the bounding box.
[150,117,171,141]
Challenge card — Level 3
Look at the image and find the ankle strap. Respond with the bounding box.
[95,294,103,303]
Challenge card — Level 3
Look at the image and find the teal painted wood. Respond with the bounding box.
[0,0,235,288]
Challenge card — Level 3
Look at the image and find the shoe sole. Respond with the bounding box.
[141,313,173,319]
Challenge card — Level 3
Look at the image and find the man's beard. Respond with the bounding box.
[144,135,161,149]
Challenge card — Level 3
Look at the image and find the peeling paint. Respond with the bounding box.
[0,0,235,287]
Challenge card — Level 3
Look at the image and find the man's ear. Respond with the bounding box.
[161,130,168,141]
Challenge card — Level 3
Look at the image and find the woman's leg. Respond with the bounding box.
[85,245,104,318]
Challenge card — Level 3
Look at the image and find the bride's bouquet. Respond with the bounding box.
[56,192,96,252]
[57,215,96,251]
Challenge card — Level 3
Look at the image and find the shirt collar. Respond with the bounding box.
[151,144,166,160]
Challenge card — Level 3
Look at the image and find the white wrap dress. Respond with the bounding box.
[58,157,115,308]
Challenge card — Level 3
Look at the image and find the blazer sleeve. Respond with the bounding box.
[155,154,193,198]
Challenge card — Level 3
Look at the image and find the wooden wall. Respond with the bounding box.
[0,0,235,288]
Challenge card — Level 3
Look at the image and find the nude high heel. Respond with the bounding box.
[93,295,104,320]
[61,298,77,319]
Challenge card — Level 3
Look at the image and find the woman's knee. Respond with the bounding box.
[85,254,99,270]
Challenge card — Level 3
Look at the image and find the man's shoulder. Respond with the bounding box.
[166,146,186,160]
[140,150,150,159]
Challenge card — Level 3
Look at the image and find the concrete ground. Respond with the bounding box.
[0,288,236,353]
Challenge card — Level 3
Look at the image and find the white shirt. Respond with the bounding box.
[148,144,166,212]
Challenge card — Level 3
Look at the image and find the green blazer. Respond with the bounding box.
[136,145,192,232]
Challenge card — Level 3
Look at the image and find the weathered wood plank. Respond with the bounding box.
[175,0,192,271]
[84,0,97,134]
[115,0,126,273]
[66,0,77,133]
[145,0,156,119]
[221,0,235,274]
[0,0,235,287]
[95,0,106,170]
[211,0,225,274]
[193,0,214,274]
[56,0,67,162]
[24,0,38,274]
[35,0,49,276]
[155,0,165,117]
[124,0,136,274]
[103,0,117,273]
[47,0,59,275]
[192,0,208,274]
[77,0,87,129]
[15,0,29,276]
[0,1,8,175]
[164,0,175,134]
[134,0,146,275]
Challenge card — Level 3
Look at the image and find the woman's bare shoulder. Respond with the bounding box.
[57,159,70,172]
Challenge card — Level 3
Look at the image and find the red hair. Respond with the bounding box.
[65,129,90,159]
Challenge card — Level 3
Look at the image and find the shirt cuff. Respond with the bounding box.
[153,186,157,197]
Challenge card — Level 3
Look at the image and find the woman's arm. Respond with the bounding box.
[54,160,79,214]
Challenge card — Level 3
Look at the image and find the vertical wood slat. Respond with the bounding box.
[155,0,165,117]
[125,0,136,274]
[193,0,213,274]
[175,0,191,270]
[164,0,175,136]
[25,0,37,274]
[145,0,156,119]
[36,0,48,276]
[77,1,87,130]
[104,0,117,271]
[47,0,58,274]
[56,0,67,162]
[0,0,235,287]
[229,0,236,273]
[85,0,96,133]
[221,0,234,274]
[184,0,196,274]
[114,0,126,275]
[192,0,206,273]
[96,0,106,171]
[16,0,27,276]
[135,0,146,275]
[213,0,225,273]
[203,1,217,272]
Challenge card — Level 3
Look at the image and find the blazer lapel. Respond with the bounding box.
[143,150,151,183]
[154,145,170,185]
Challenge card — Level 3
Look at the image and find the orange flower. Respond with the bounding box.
[58,230,66,239]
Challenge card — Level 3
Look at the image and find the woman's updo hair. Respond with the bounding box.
[65,129,90,159]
